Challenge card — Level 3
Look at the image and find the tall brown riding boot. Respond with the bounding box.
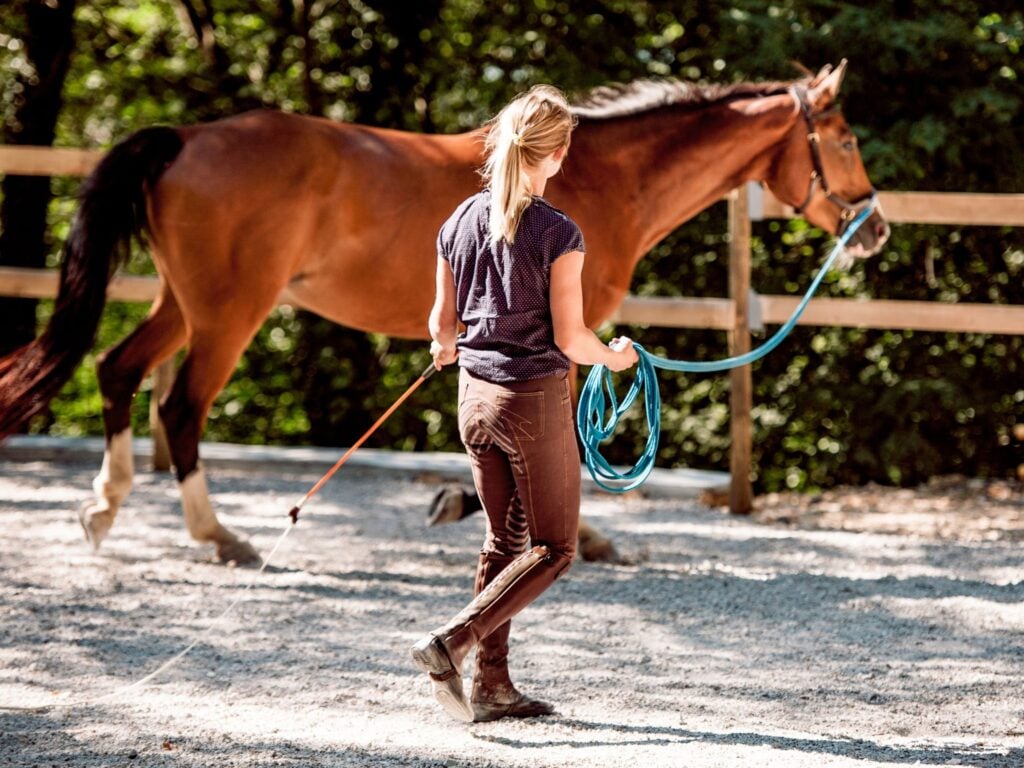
[411,544,571,722]
[470,552,555,722]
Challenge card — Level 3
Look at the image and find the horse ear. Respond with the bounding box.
[808,63,833,87]
[808,59,847,111]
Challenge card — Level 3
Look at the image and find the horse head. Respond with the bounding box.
[765,60,890,260]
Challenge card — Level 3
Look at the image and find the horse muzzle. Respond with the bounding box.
[838,195,889,259]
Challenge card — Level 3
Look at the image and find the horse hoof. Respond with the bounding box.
[78,502,114,551]
[578,536,631,565]
[215,537,261,566]
[427,485,464,526]
[426,485,481,527]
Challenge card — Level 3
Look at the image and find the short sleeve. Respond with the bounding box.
[544,215,585,263]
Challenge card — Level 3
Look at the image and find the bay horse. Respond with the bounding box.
[0,61,888,564]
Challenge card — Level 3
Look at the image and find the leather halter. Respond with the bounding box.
[788,86,876,236]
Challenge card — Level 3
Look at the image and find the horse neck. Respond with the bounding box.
[570,92,797,259]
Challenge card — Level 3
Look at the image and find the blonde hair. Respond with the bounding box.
[482,84,577,247]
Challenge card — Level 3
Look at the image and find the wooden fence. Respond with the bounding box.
[2,145,1023,508]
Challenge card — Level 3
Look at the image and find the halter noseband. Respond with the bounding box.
[788,86,876,236]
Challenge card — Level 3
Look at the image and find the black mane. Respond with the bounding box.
[571,78,803,120]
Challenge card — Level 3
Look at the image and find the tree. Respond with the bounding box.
[0,0,76,358]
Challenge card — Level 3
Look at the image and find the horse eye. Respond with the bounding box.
[842,140,855,151]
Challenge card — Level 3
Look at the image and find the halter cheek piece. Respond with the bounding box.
[788,86,876,237]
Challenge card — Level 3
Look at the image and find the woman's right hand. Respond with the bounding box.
[606,337,639,372]
[430,340,459,370]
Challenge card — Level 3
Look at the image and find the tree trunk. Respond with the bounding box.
[0,0,77,357]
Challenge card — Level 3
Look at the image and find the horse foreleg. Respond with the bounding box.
[80,292,186,550]
[157,330,263,565]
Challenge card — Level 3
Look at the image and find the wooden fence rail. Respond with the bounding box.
[4,265,1022,336]
[2,145,1022,508]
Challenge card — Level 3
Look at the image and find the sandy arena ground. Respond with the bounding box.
[1,457,1022,767]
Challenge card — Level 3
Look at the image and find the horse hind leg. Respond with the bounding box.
[157,325,269,565]
[80,290,187,549]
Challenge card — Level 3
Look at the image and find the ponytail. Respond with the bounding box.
[482,85,576,247]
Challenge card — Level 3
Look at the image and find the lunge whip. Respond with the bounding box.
[288,362,437,523]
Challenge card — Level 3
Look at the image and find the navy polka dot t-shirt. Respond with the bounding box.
[437,188,586,383]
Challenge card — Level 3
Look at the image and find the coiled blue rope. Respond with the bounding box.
[577,198,877,492]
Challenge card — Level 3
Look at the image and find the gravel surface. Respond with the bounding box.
[1,458,1022,767]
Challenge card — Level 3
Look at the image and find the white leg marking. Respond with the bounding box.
[178,465,260,564]
[92,428,134,510]
[179,464,225,542]
[79,428,133,550]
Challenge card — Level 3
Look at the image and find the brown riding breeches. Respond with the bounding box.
[457,367,581,565]
[428,368,582,666]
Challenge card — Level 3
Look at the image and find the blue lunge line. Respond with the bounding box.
[577,197,877,492]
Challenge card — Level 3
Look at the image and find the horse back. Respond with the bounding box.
[148,110,483,337]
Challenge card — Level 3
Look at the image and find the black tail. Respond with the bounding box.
[0,127,183,436]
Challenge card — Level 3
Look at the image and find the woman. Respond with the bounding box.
[412,84,638,723]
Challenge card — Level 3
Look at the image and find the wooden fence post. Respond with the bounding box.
[728,188,754,513]
[150,359,174,472]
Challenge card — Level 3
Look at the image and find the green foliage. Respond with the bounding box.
[2,0,1022,491]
